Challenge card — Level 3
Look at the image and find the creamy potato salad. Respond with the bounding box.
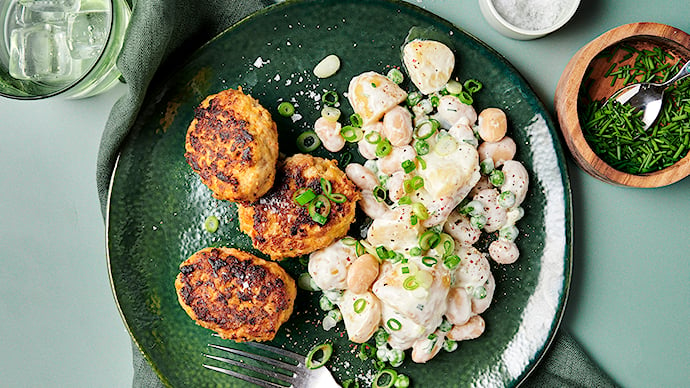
[308,39,529,364]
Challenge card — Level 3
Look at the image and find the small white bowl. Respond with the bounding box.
[478,0,580,40]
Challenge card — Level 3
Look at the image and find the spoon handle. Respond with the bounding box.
[662,59,690,86]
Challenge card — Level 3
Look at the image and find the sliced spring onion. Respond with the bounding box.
[415,270,433,289]
[373,369,398,388]
[410,247,423,256]
[398,195,411,205]
[414,119,439,139]
[394,374,410,388]
[376,245,391,260]
[277,101,295,117]
[429,94,440,107]
[365,131,382,144]
[422,256,438,267]
[341,236,357,246]
[320,177,333,195]
[457,90,473,105]
[328,193,347,203]
[375,327,389,346]
[418,230,440,250]
[293,188,316,206]
[296,131,321,152]
[305,342,333,369]
[358,343,374,361]
[341,125,363,142]
[414,139,430,156]
[343,378,361,388]
[439,233,455,256]
[354,298,367,313]
[464,79,483,93]
[203,215,219,233]
[445,79,463,95]
[350,113,363,128]
[386,318,402,331]
[416,155,427,169]
[386,67,404,84]
[443,254,461,270]
[308,194,331,225]
[411,202,429,221]
[403,275,419,290]
[321,106,341,122]
[373,185,387,202]
[322,90,339,106]
[401,159,416,174]
[406,91,422,107]
[375,139,393,157]
[434,135,458,156]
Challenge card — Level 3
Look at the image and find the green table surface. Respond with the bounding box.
[1,1,688,387]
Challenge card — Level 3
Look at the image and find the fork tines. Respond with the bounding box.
[202,342,303,388]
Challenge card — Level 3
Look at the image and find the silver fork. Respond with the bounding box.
[202,341,341,388]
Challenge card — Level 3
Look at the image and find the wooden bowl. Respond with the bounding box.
[555,22,690,187]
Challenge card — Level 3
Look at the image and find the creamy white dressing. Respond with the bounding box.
[308,39,531,363]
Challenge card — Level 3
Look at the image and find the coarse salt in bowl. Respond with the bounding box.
[478,0,580,40]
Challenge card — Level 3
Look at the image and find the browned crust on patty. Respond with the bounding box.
[237,154,360,261]
[184,88,279,202]
[175,247,296,341]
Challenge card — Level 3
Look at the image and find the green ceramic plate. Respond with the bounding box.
[107,0,572,386]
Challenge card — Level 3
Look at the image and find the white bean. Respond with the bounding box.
[314,116,345,152]
[387,171,409,202]
[477,136,516,167]
[447,315,485,341]
[473,188,506,233]
[477,107,507,143]
[488,239,520,264]
[346,254,380,294]
[382,106,414,146]
[471,274,495,314]
[444,212,481,246]
[411,329,445,363]
[434,95,477,129]
[445,287,472,325]
[360,191,390,219]
[448,122,478,147]
[340,290,381,343]
[345,163,378,191]
[377,145,416,176]
[500,160,529,207]
[358,122,382,160]
[313,54,340,78]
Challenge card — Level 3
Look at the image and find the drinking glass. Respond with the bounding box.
[0,0,130,99]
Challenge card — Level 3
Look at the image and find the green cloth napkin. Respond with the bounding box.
[96,1,619,387]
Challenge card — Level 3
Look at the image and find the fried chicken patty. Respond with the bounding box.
[238,154,360,261]
[175,247,296,341]
[185,88,279,202]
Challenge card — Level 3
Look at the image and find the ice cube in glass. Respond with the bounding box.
[17,0,80,13]
[15,3,68,26]
[8,23,74,82]
[67,9,108,59]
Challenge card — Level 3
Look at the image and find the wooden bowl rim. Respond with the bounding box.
[555,22,690,188]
